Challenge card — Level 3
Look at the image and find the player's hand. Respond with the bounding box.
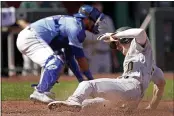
[145,105,155,110]
[97,33,114,42]
[145,105,151,110]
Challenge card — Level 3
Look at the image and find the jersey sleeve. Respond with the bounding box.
[66,24,86,49]
[116,28,147,45]
[151,66,165,84]
[70,45,85,59]
[65,45,85,59]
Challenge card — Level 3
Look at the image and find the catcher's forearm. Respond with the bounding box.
[149,83,165,109]
[67,57,84,82]
[76,57,89,72]
[77,57,94,80]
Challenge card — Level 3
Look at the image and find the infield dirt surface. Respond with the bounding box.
[2,73,174,116]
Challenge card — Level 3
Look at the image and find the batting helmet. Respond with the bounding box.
[114,26,134,44]
[74,5,105,34]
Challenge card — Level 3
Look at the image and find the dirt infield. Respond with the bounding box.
[1,73,174,116]
[1,101,173,116]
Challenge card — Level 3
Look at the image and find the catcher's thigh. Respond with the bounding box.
[17,29,54,67]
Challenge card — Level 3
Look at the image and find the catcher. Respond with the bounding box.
[48,27,166,111]
[16,5,104,103]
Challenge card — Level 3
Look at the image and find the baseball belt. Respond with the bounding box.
[122,76,144,98]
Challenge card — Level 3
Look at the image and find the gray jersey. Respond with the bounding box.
[123,38,154,90]
[60,29,164,108]
[114,28,157,90]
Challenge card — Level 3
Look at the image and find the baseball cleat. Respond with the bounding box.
[48,100,82,112]
[30,90,55,104]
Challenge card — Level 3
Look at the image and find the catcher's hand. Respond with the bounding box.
[97,33,117,42]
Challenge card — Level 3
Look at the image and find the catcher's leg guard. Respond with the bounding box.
[36,55,63,92]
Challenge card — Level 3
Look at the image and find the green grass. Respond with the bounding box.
[144,80,174,100]
[1,81,78,101]
[1,79,173,101]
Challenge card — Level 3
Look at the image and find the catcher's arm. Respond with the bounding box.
[70,45,94,80]
[146,79,166,110]
[76,57,89,72]
[65,55,84,82]
[76,56,94,80]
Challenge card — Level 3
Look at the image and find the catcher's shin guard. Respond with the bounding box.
[36,55,63,92]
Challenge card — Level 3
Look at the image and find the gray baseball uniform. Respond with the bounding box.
[66,29,165,107]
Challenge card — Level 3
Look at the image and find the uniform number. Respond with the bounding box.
[127,61,133,72]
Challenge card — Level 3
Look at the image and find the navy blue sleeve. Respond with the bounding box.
[77,29,86,43]
[64,48,84,82]
[66,56,84,82]
[70,45,85,59]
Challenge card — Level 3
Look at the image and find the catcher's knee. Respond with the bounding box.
[44,55,64,69]
[37,55,64,92]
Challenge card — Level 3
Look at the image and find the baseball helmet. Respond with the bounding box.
[109,27,133,49]
[74,5,105,34]
[114,26,134,44]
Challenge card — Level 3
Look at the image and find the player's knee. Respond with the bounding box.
[79,81,92,87]
[79,81,89,85]
[44,55,64,70]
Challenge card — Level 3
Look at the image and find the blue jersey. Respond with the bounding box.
[29,15,86,49]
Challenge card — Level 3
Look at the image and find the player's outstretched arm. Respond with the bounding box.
[66,56,84,82]
[146,79,166,110]
[70,45,94,80]
[97,33,115,42]
[76,56,94,80]
[115,28,147,45]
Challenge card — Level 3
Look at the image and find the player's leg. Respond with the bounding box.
[32,62,40,76]
[69,78,141,102]
[17,28,64,103]
[82,97,110,109]
[48,78,141,111]
[22,54,32,76]
[28,43,64,103]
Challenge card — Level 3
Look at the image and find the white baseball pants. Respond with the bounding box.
[68,78,142,105]
[16,27,54,67]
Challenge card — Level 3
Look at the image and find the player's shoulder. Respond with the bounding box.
[104,15,112,20]
[66,17,84,32]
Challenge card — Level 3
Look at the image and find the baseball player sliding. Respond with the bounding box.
[16,5,104,103]
[48,27,166,111]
